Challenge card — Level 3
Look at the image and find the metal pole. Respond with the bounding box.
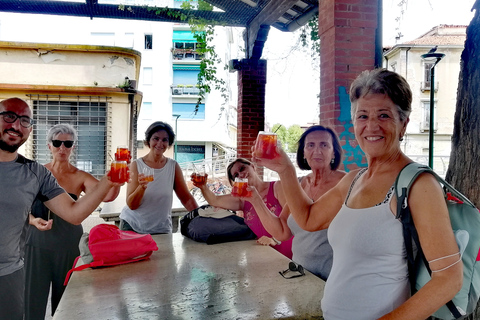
[421,52,445,169]
[429,65,435,169]
[173,114,180,161]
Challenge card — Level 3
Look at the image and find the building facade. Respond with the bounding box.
[0,41,141,178]
[383,25,467,175]
[0,0,239,167]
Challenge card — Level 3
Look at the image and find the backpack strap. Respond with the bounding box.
[63,251,153,286]
[395,162,463,319]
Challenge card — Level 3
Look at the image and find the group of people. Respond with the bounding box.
[0,67,463,320]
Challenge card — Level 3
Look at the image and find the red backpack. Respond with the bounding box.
[64,224,158,285]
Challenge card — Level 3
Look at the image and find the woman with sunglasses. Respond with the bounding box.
[191,158,293,259]
[24,123,120,319]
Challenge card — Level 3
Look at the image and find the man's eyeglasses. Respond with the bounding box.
[0,111,35,128]
[52,140,75,148]
[279,262,305,279]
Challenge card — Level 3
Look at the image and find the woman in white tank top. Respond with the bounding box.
[119,121,198,234]
[255,69,463,319]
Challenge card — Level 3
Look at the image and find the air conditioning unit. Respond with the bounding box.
[172,88,183,95]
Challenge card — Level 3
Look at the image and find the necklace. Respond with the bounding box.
[307,183,323,201]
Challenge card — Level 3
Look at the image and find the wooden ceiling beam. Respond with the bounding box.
[244,0,300,59]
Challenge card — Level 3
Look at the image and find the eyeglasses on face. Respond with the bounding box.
[279,262,305,279]
[51,140,74,148]
[0,111,35,128]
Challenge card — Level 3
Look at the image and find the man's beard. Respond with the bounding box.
[0,138,21,153]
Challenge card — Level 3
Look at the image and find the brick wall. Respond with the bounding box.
[319,0,379,171]
[237,59,267,160]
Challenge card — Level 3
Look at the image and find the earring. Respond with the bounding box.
[399,137,404,142]
[331,158,335,164]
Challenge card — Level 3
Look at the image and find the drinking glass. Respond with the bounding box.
[254,131,278,159]
[231,178,251,197]
[115,146,131,163]
[108,161,129,183]
[141,166,154,182]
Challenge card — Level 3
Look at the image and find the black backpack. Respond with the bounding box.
[180,205,256,245]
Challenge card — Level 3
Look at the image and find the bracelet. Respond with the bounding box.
[272,238,281,245]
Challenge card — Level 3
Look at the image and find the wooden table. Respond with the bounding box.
[54,233,325,319]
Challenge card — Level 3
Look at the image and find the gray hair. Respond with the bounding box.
[47,123,78,143]
[349,68,412,122]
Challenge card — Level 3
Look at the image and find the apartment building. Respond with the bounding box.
[383,24,467,174]
[0,0,239,169]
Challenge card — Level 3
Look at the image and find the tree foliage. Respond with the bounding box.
[445,4,480,208]
[300,15,320,58]
[273,124,304,153]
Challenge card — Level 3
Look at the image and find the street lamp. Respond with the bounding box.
[172,114,181,161]
[421,51,445,169]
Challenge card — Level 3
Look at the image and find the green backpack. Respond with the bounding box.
[395,162,480,319]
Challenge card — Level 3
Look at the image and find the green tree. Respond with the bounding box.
[273,124,304,153]
[285,125,303,153]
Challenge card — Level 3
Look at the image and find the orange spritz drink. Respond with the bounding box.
[108,161,129,183]
[254,132,278,159]
[231,178,251,197]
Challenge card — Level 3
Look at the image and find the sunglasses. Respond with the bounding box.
[51,140,74,148]
[279,262,305,279]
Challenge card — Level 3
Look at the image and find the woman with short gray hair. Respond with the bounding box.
[24,123,120,319]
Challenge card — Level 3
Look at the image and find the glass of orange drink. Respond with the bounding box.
[108,161,129,183]
[231,178,251,197]
[254,131,278,159]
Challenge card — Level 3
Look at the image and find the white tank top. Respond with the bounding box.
[322,169,410,319]
[120,158,176,234]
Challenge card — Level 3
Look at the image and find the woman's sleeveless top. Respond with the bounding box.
[322,168,409,319]
[243,181,293,259]
[120,158,176,234]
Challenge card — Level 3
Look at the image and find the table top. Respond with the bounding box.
[54,233,325,320]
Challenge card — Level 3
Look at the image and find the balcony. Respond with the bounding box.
[172,48,204,61]
[420,121,438,133]
[420,81,439,92]
[171,84,200,96]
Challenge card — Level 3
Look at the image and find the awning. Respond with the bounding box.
[173,64,201,71]
[172,30,197,43]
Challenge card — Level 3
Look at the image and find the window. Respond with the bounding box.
[140,102,153,120]
[172,30,203,60]
[30,96,108,178]
[144,34,153,50]
[421,100,437,132]
[138,102,153,142]
[172,68,200,95]
[143,67,153,85]
[122,32,134,48]
[173,103,205,120]
[423,62,434,89]
[91,32,115,46]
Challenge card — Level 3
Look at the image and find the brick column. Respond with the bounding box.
[237,59,267,161]
[318,0,378,171]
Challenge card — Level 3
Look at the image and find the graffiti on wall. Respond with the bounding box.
[337,86,367,172]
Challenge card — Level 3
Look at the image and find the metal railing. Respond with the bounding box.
[179,153,238,182]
